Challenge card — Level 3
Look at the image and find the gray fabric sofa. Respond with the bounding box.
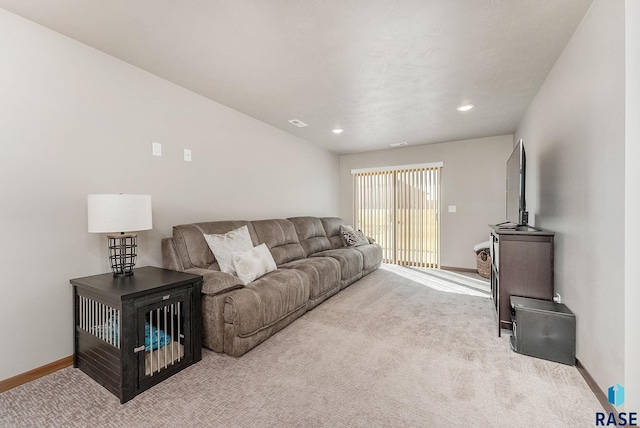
[161,216,382,357]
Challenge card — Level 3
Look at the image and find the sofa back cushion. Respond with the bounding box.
[288,216,332,256]
[172,221,258,270]
[320,217,347,249]
[250,219,306,265]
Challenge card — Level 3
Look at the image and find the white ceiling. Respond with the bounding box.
[0,0,592,154]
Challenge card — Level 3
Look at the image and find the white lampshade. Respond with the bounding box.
[88,194,153,233]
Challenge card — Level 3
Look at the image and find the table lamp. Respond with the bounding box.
[88,194,153,276]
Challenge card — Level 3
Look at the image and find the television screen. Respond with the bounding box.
[506,140,526,226]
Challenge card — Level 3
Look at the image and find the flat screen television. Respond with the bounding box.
[504,139,528,227]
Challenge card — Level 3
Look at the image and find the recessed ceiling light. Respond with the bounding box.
[456,104,475,112]
[332,128,344,134]
[390,142,408,147]
[288,119,308,128]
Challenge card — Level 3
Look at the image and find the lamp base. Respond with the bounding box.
[107,233,138,276]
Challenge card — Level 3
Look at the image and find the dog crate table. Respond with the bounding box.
[70,266,202,403]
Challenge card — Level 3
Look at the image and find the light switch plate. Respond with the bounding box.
[448,205,457,212]
[152,142,162,157]
[184,149,192,162]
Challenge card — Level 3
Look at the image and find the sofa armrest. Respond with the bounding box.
[184,268,244,296]
[162,237,185,271]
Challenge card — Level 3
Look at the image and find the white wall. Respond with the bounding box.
[625,0,640,414]
[515,0,625,398]
[339,135,513,269]
[0,10,339,380]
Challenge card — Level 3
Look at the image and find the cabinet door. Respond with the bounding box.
[499,236,554,328]
[490,232,499,313]
[135,288,193,389]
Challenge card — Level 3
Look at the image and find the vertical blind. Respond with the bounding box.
[353,164,441,268]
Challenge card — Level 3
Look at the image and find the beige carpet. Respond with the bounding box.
[0,265,602,427]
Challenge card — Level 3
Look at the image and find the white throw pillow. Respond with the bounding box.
[203,225,253,276]
[232,243,277,285]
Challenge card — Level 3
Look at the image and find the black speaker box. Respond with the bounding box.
[510,296,576,365]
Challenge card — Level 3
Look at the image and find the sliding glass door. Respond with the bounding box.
[353,164,441,268]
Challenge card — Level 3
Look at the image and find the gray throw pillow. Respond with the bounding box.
[340,225,369,247]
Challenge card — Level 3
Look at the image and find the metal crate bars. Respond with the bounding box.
[78,296,121,348]
[142,302,184,376]
[77,296,185,376]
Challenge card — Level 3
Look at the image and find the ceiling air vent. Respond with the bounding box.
[288,119,308,128]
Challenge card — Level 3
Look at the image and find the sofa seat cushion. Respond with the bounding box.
[353,243,383,270]
[224,269,310,337]
[311,248,363,281]
[251,219,307,265]
[280,257,340,300]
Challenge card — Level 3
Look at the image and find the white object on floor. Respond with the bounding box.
[473,240,491,252]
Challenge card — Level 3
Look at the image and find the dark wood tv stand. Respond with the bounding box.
[489,225,554,336]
